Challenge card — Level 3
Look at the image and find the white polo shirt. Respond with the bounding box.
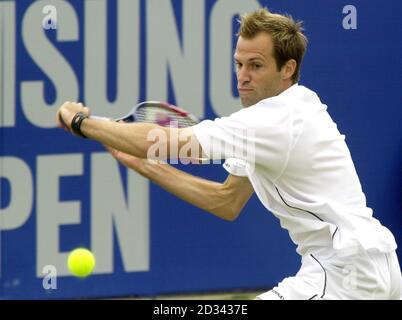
[193,84,397,257]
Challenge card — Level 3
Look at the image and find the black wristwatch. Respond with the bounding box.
[71,112,89,138]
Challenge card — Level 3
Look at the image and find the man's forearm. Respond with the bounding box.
[80,118,161,159]
[57,102,204,161]
[137,161,237,221]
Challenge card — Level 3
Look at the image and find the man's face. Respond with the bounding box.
[234,32,284,107]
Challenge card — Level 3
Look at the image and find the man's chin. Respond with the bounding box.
[241,97,256,108]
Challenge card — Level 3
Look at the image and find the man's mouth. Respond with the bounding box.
[238,88,254,94]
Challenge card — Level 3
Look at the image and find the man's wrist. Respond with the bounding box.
[71,112,89,138]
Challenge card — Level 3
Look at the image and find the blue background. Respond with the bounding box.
[1,0,401,299]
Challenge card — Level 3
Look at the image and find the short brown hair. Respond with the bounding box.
[237,8,308,83]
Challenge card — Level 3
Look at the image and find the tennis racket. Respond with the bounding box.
[60,101,200,128]
[113,101,199,127]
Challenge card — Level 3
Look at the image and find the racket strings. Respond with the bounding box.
[135,106,198,128]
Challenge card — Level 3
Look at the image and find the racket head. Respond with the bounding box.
[117,101,200,128]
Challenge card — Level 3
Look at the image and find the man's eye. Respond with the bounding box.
[252,63,262,69]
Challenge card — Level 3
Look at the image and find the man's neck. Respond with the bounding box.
[277,81,296,96]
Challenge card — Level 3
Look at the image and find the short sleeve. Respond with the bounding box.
[192,102,292,180]
[222,158,248,177]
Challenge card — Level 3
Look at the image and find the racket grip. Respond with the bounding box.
[59,113,111,129]
[90,115,112,121]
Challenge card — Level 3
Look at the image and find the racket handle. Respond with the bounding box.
[59,113,108,127]
[90,115,112,121]
[59,113,111,132]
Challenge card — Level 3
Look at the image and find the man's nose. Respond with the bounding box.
[237,68,251,84]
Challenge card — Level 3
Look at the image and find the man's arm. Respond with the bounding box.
[106,146,254,221]
[56,102,204,160]
[56,102,253,220]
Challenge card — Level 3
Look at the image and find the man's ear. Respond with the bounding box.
[281,59,297,81]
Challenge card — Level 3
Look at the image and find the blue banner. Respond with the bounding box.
[1,0,401,299]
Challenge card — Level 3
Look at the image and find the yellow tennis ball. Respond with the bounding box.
[67,248,96,278]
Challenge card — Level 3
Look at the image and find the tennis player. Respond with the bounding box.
[57,8,401,299]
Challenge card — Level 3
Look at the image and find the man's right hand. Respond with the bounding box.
[56,101,91,131]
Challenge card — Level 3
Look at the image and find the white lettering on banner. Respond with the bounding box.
[0,153,149,277]
[36,154,83,277]
[0,1,16,127]
[0,157,33,230]
[91,153,149,273]
[21,0,79,128]
[2,0,260,278]
[146,0,205,118]
[12,0,251,127]
[210,0,260,117]
[84,0,140,118]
